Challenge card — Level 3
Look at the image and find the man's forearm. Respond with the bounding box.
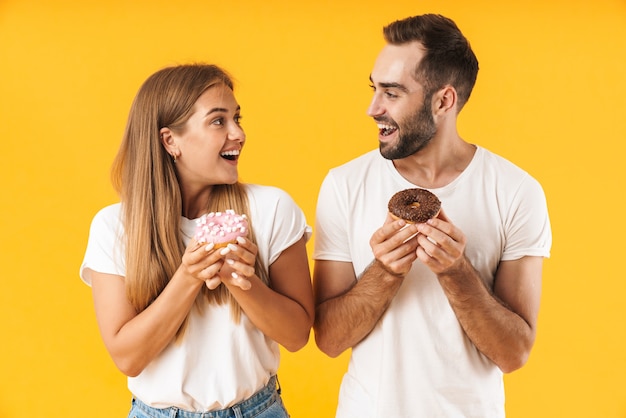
[314,260,404,357]
[438,257,536,373]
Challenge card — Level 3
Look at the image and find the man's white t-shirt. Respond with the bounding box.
[314,147,552,418]
[80,184,311,412]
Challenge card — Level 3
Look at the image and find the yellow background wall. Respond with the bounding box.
[1,0,625,416]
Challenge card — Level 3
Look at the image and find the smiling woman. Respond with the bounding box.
[160,83,245,209]
[78,63,315,417]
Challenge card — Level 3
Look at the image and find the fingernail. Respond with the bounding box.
[227,243,237,251]
[226,258,234,265]
[205,243,214,251]
[236,236,246,244]
[220,247,230,255]
[231,272,239,279]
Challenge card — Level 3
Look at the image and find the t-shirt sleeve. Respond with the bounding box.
[264,188,312,266]
[502,174,552,261]
[313,171,352,262]
[79,204,126,286]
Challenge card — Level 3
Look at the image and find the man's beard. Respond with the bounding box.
[379,100,437,160]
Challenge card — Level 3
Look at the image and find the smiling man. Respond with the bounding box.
[313,14,552,417]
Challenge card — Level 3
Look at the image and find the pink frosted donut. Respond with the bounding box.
[194,210,249,248]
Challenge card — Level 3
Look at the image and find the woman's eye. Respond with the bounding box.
[212,118,224,126]
[234,115,243,124]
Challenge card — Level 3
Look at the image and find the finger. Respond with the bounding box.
[230,272,252,290]
[205,276,222,290]
[418,218,455,245]
[372,218,404,244]
[384,212,399,225]
[219,243,235,256]
[371,219,419,247]
[225,258,256,278]
[416,223,445,248]
[183,242,216,266]
[374,236,419,275]
[221,242,256,266]
[416,245,441,267]
[383,250,419,276]
[235,236,258,256]
[426,212,462,244]
[435,207,449,222]
[237,237,259,262]
[417,234,442,259]
[374,229,420,262]
[187,237,202,249]
[199,260,224,280]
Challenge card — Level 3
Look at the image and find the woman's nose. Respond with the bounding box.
[228,123,245,142]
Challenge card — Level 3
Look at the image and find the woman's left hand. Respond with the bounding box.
[217,236,258,290]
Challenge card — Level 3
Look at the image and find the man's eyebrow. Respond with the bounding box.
[369,76,410,93]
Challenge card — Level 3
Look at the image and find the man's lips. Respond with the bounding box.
[376,122,398,137]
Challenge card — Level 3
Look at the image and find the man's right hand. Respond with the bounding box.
[370,213,420,277]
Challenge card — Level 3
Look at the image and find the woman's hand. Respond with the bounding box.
[217,236,258,290]
[181,239,225,287]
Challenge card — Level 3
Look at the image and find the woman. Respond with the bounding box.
[80,64,314,417]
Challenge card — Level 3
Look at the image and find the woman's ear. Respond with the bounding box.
[160,127,178,157]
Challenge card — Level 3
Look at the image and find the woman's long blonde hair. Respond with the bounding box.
[110,64,268,328]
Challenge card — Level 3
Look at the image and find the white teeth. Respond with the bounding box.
[221,150,240,157]
[377,123,395,130]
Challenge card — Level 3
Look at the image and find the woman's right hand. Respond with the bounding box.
[181,239,225,288]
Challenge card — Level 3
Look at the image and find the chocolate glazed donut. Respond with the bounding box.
[388,188,441,223]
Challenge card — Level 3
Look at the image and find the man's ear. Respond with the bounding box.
[433,85,457,115]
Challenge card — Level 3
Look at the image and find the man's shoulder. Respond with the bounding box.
[328,149,383,175]
[476,146,532,179]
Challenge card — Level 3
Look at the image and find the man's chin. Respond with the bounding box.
[378,143,394,160]
[379,142,406,160]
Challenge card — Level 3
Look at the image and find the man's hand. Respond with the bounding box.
[370,213,420,277]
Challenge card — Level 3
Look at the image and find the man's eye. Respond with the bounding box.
[369,84,375,91]
[385,91,398,99]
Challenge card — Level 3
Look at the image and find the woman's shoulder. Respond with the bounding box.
[89,202,123,231]
[244,183,294,202]
[92,202,122,220]
[243,184,304,217]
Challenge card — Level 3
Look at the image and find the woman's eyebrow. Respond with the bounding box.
[205,105,241,116]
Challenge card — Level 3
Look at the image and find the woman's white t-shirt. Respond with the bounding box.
[80,184,311,411]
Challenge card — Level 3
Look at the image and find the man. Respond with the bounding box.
[313,14,551,417]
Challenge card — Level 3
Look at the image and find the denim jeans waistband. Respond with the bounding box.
[131,375,280,418]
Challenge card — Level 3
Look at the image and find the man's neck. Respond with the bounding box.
[392,136,476,189]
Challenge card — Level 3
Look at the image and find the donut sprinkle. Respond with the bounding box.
[194,209,249,245]
[388,188,441,223]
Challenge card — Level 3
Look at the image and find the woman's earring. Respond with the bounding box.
[172,153,177,163]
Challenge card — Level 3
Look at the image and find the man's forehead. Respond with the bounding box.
[370,42,424,85]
